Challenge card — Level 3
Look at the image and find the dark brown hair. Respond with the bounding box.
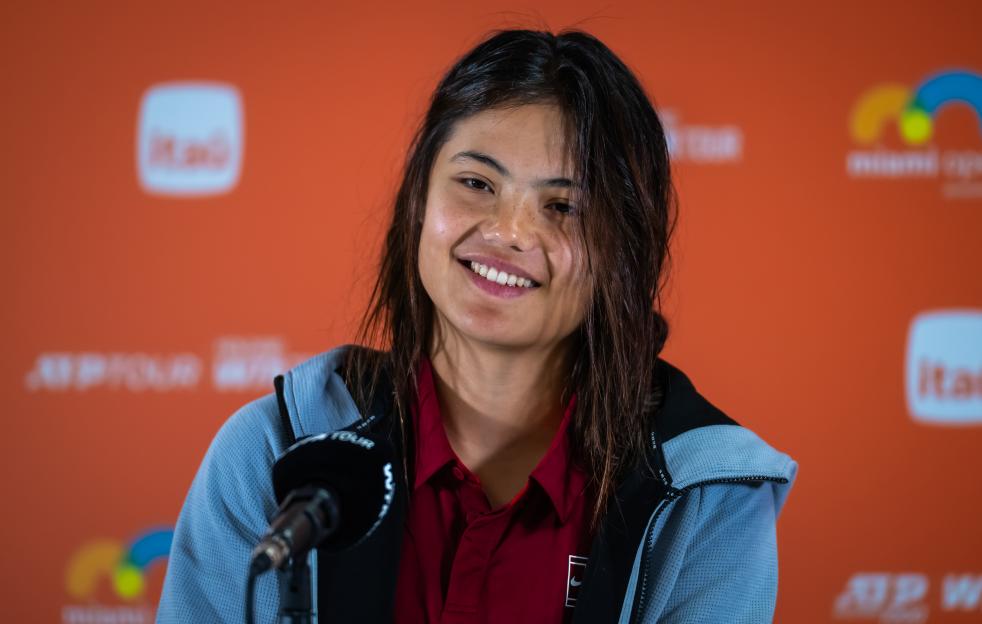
[348,28,677,532]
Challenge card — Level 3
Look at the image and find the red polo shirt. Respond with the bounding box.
[394,357,594,623]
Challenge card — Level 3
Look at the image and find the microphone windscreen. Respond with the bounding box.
[272,430,396,552]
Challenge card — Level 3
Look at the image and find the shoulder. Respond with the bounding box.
[200,342,364,487]
[652,358,798,511]
[197,342,373,485]
[636,363,797,620]
[190,392,286,517]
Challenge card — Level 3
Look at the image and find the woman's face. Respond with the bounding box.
[418,103,593,352]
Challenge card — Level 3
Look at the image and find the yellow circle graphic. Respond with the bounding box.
[112,562,145,599]
[899,108,932,145]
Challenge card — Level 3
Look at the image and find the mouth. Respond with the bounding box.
[457,259,541,289]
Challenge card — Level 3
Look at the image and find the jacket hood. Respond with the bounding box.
[651,358,797,513]
[276,345,362,439]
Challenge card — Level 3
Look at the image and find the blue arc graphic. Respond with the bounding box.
[912,70,982,132]
[127,528,174,568]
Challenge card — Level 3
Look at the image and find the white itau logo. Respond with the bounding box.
[137,81,244,196]
[905,309,982,425]
[566,555,588,608]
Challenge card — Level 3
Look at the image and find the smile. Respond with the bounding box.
[461,260,538,288]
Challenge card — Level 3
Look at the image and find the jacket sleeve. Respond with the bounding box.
[653,481,784,624]
[157,394,287,624]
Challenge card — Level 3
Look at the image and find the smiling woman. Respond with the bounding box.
[417,104,594,512]
[158,28,798,624]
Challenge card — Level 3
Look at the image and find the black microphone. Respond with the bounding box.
[249,429,396,577]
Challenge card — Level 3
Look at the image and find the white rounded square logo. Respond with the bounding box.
[905,309,982,425]
[137,82,243,197]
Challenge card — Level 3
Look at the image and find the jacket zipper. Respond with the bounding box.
[630,475,790,623]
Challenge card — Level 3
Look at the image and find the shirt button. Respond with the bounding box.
[451,466,465,481]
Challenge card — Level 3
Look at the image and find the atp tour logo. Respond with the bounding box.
[24,352,202,392]
[905,309,982,425]
[846,70,982,198]
[137,82,244,197]
[833,572,982,622]
[24,336,311,393]
[63,527,173,624]
[662,109,743,164]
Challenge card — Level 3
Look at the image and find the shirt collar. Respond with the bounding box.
[412,356,587,523]
[527,391,586,524]
[412,356,458,490]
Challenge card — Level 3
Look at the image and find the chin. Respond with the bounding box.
[441,309,539,349]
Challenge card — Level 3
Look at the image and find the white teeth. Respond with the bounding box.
[463,261,536,288]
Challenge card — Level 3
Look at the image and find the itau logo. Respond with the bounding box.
[846,70,982,198]
[137,82,244,197]
[64,527,173,624]
[905,309,982,425]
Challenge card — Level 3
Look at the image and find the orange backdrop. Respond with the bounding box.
[3,1,981,622]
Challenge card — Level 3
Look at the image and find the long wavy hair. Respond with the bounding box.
[347,28,677,532]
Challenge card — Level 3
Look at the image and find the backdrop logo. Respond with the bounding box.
[833,572,982,622]
[64,527,173,624]
[24,352,202,392]
[137,82,244,197]
[662,110,743,164]
[905,309,982,425]
[212,336,312,392]
[850,71,982,146]
[23,337,311,393]
[846,70,982,198]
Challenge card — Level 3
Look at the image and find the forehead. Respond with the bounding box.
[441,104,574,175]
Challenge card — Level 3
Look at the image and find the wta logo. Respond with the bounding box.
[846,69,982,197]
[63,527,173,623]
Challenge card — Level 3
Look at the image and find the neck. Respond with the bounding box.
[426,322,575,477]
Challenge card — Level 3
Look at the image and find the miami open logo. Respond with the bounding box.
[846,70,982,198]
[63,527,173,623]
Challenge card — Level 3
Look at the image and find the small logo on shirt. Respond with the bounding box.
[566,555,588,607]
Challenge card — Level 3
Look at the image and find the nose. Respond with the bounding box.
[480,190,537,251]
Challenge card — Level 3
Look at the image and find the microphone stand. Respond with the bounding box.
[279,553,315,624]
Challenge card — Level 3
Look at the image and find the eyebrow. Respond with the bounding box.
[449,150,576,189]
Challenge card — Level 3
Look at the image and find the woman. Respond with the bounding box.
[158,28,798,623]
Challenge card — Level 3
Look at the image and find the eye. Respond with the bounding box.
[550,202,576,215]
[458,177,492,192]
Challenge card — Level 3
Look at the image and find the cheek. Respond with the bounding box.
[546,237,594,328]
[554,230,591,288]
[421,192,463,245]
[418,199,462,286]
